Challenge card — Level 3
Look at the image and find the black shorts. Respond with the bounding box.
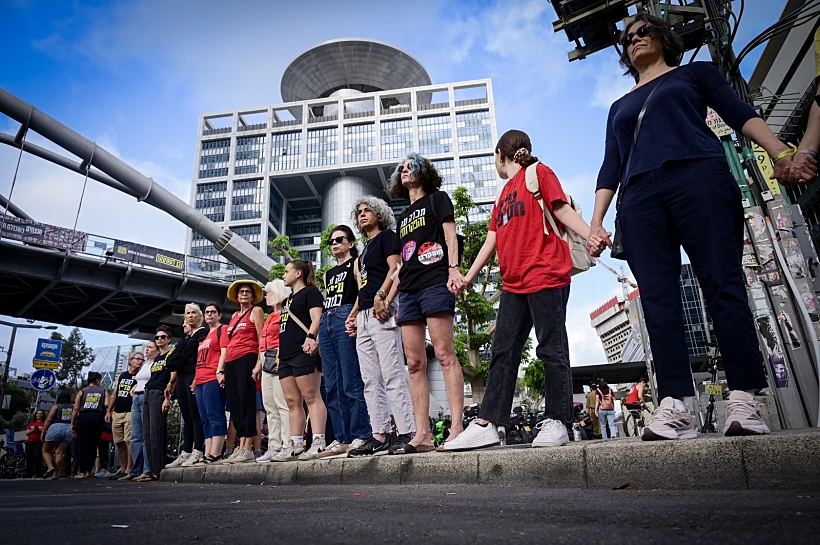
[398,282,455,325]
[278,352,322,379]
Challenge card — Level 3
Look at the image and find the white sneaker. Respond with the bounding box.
[222,449,250,464]
[298,437,326,461]
[256,447,281,463]
[166,451,191,468]
[531,419,569,448]
[181,449,204,468]
[441,420,500,451]
[317,440,350,459]
[724,390,771,436]
[642,397,697,441]
[271,441,302,462]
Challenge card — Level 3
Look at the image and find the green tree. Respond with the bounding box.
[52,328,94,387]
[451,186,501,402]
[0,381,28,419]
[268,225,339,291]
[521,357,545,409]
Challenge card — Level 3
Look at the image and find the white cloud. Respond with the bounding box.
[590,61,634,109]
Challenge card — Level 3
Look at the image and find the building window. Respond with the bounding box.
[271,131,301,172]
[343,123,375,164]
[456,110,492,152]
[418,114,452,155]
[307,127,338,167]
[460,155,497,200]
[287,221,322,236]
[432,159,456,194]
[299,250,319,263]
[234,135,266,176]
[232,224,261,249]
[231,178,264,221]
[289,236,319,246]
[269,187,283,232]
[194,181,226,222]
[468,203,494,224]
[190,231,217,258]
[380,118,414,160]
[199,138,231,179]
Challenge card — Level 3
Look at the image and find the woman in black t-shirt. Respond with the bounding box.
[317,225,371,458]
[389,153,465,454]
[278,260,329,461]
[140,330,173,481]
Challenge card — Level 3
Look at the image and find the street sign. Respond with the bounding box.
[30,369,56,391]
[706,109,733,138]
[32,338,62,370]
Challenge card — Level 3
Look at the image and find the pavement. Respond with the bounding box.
[160,428,820,491]
[0,480,817,543]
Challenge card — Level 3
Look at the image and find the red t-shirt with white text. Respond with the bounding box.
[196,325,227,385]
[490,163,572,293]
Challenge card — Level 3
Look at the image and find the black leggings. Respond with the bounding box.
[25,441,43,477]
[143,389,168,474]
[176,372,205,453]
[225,353,258,437]
[75,413,104,473]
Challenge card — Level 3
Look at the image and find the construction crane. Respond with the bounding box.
[595,258,637,302]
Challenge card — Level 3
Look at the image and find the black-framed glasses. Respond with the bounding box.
[131,357,145,362]
[329,236,349,245]
[622,24,653,47]
[238,289,253,294]
[396,164,410,174]
[155,335,170,340]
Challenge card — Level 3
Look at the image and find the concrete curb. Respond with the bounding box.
[159,428,820,490]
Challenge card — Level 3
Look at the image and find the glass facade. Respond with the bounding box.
[270,131,302,172]
[231,224,261,249]
[307,127,338,167]
[194,181,227,222]
[680,263,714,358]
[343,123,375,164]
[468,203,495,224]
[190,231,217,258]
[380,118,414,160]
[269,187,283,232]
[432,159,456,194]
[231,178,264,221]
[459,155,497,200]
[199,138,231,179]
[418,114,452,155]
[234,135,266,176]
[456,110,492,152]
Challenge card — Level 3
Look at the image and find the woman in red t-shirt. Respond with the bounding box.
[445,129,601,452]
[24,409,46,478]
[220,281,265,465]
[193,302,229,464]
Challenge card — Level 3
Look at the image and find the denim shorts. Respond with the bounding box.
[45,423,72,443]
[398,282,456,325]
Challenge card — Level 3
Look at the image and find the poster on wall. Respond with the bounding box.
[754,311,790,388]
[1,217,87,251]
[113,240,185,273]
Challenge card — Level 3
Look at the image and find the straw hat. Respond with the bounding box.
[226,280,264,304]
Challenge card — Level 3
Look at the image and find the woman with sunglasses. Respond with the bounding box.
[221,281,265,464]
[388,153,464,454]
[314,225,371,459]
[139,326,173,481]
[587,13,811,440]
[193,302,229,464]
[120,344,153,481]
[345,196,416,457]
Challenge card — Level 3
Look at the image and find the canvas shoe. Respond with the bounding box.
[317,440,350,459]
[166,451,191,469]
[181,449,204,467]
[271,441,304,462]
[531,419,570,447]
[256,447,281,463]
[298,437,326,461]
[642,397,698,440]
[221,449,248,464]
[724,390,771,436]
[441,420,500,451]
[234,449,257,464]
[347,436,390,457]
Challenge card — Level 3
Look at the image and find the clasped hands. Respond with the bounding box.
[777,152,818,185]
[587,225,612,258]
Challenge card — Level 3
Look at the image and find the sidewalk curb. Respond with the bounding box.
[159,429,820,490]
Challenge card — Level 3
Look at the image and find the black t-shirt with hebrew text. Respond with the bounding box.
[113,371,136,413]
[396,190,454,293]
[324,258,358,311]
[358,229,399,310]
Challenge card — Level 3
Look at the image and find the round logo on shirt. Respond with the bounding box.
[402,240,417,262]
[417,242,444,265]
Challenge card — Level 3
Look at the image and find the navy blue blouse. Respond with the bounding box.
[595,62,759,192]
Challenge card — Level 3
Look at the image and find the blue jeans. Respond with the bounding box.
[195,380,227,439]
[319,304,371,443]
[129,393,150,476]
[599,409,617,439]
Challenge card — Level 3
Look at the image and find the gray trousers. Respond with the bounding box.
[356,306,415,435]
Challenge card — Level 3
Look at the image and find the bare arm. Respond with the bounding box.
[71,391,82,428]
[251,306,266,379]
[553,201,591,240]
[464,230,497,284]
[741,117,815,183]
[797,101,820,153]
[375,254,401,320]
[42,406,57,436]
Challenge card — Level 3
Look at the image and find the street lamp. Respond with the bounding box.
[0,320,59,403]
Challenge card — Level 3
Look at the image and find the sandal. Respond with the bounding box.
[390,443,436,455]
[43,468,55,479]
[201,454,222,465]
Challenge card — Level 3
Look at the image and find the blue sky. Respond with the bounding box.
[0,0,778,375]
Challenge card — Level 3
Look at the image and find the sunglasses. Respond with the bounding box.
[238,289,253,294]
[622,24,653,47]
[397,164,411,174]
[155,335,170,340]
[329,236,349,245]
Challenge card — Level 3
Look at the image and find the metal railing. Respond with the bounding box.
[238,123,267,132]
[203,127,232,136]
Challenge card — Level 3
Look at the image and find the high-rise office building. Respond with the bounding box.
[186,39,499,267]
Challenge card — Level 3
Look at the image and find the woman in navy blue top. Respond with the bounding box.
[587,13,811,442]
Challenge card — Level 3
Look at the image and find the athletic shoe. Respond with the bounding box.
[181,449,204,468]
[298,437,326,461]
[224,449,255,464]
[531,419,569,448]
[641,397,697,441]
[724,390,771,436]
[94,470,109,478]
[166,451,191,469]
[108,471,126,480]
[256,447,281,463]
[317,440,349,459]
[271,441,303,462]
[347,436,390,457]
[221,448,242,464]
[441,420,500,451]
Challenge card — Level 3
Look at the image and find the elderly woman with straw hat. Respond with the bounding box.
[219,280,265,464]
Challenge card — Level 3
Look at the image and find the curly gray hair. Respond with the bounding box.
[351,195,396,234]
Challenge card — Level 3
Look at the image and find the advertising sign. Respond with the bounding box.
[0,217,88,250]
[31,369,57,391]
[113,240,185,273]
[33,338,62,370]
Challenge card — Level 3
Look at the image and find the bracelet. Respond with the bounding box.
[799,149,818,159]
[772,143,798,162]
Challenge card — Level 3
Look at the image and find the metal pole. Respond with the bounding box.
[1,325,17,401]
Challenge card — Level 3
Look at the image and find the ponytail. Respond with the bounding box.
[291,260,317,288]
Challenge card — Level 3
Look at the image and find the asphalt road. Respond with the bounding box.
[0,480,817,544]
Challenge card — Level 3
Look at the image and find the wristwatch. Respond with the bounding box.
[216,370,224,375]
[307,333,316,340]
[376,289,387,299]
[449,263,459,269]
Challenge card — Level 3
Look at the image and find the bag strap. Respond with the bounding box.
[287,309,311,335]
[525,162,568,237]
[227,308,253,340]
